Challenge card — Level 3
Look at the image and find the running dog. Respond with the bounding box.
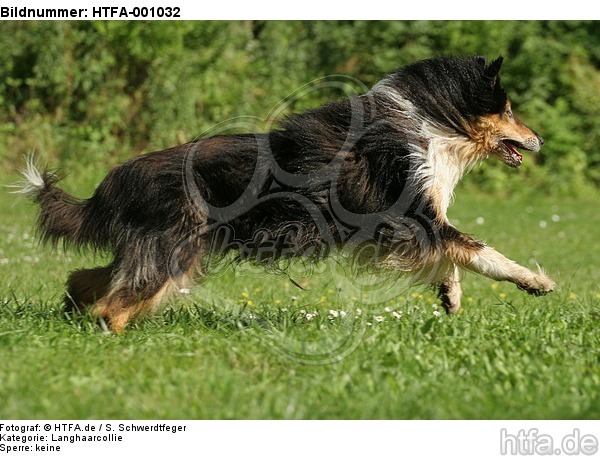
[19,55,555,331]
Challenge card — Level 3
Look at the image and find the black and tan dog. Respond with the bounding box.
[19,56,555,331]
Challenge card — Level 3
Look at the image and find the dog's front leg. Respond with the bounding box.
[438,265,462,314]
[466,246,555,295]
[440,226,555,296]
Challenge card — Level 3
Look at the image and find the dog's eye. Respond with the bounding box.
[505,109,513,119]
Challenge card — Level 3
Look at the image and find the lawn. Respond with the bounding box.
[0,182,599,419]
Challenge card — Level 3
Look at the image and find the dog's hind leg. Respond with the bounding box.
[90,243,201,332]
[63,263,177,331]
[92,278,180,333]
[65,265,114,313]
[437,265,462,314]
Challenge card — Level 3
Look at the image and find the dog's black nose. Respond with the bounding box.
[536,133,544,145]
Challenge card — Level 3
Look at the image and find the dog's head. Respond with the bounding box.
[385,56,544,168]
[467,57,544,168]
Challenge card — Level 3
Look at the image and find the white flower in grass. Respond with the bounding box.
[355,308,362,316]
[384,307,391,313]
[339,310,347,318]
[432,310,442,317]
[539,220,547,229]
[305,313,316,321]
[179,288,191,294]
[329,309,339,318]
[374,316,385,322]
[391,311,402,319]
[476,217,485,225]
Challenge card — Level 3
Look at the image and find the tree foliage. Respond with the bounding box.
[1,21,598,191]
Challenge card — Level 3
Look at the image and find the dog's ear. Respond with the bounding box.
[484,57,504,81]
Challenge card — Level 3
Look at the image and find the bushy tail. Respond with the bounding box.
[14,157,89,248]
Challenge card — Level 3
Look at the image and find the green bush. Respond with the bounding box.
[1,21,598,192]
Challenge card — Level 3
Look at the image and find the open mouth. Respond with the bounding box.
[499,140,524,168]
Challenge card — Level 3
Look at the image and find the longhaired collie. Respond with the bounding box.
[19,56,555,332]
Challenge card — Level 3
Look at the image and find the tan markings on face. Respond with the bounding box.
[465,101,542,167]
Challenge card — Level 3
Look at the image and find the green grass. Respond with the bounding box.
[1,184,599,419]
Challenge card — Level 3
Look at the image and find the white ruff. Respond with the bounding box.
[371,85,486,220]
[418,124,483,219]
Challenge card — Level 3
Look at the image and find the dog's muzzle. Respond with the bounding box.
[497,134,543,168]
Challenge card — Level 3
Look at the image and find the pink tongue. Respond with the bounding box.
[505,141,522,160]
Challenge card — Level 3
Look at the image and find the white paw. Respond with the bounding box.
[517,273,556,296]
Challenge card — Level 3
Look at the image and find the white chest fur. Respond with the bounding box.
[419,126,483,221]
